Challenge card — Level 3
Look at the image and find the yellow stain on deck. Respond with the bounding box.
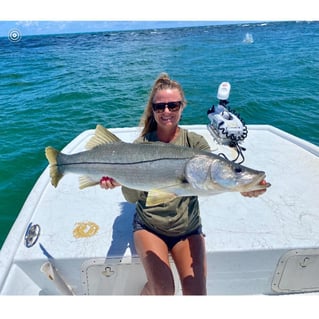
[73,221,99,238]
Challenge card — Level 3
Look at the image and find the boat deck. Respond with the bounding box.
[0,125,318,295]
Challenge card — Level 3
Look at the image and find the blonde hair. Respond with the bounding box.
[139,73,187,137]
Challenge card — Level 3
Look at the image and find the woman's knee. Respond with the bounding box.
[142,278,175,295]
[171,234,207,295]
[181,275,207,295]
[134,230,176,295]
[141,251,176,295]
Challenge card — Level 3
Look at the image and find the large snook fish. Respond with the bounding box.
[45,125,270,206]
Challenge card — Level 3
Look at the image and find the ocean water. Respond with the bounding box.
[0,21,318,248]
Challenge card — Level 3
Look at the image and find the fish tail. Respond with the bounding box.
[45,146,63,187]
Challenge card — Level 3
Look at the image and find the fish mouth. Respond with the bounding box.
[239,172,269,192]
[257,173,266,184]
[250,173,271,190]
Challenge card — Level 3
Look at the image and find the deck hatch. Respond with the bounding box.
[272,249,319,294]
[81,258,146,295]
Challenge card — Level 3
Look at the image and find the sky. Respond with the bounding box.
[0,21,247,37]
[0,0,317,38]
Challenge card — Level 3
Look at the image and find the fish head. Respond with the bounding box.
[209,159,269,192]
[185,155,270,193]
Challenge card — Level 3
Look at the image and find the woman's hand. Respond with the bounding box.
[99,176,121,189]
[241,189,266,198]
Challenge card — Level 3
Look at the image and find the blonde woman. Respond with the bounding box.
[100,73,266,295]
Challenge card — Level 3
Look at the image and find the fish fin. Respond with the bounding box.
[85,125,122,150]
[79,176,100,189]
[146,189,177,207]
[45,146,63,187]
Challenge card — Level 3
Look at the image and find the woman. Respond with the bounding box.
[100,73,266,295]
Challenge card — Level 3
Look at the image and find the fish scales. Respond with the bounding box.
[56,143,192,190]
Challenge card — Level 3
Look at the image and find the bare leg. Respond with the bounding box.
[171,234,207,295]
[134,229,175,295]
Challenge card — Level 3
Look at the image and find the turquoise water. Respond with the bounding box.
[0,21,318,248]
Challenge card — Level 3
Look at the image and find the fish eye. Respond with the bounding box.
[234,165,242,173]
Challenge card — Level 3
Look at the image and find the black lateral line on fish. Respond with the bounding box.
[56,157,191,166]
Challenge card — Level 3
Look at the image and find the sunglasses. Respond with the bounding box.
[152,101,183,113]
